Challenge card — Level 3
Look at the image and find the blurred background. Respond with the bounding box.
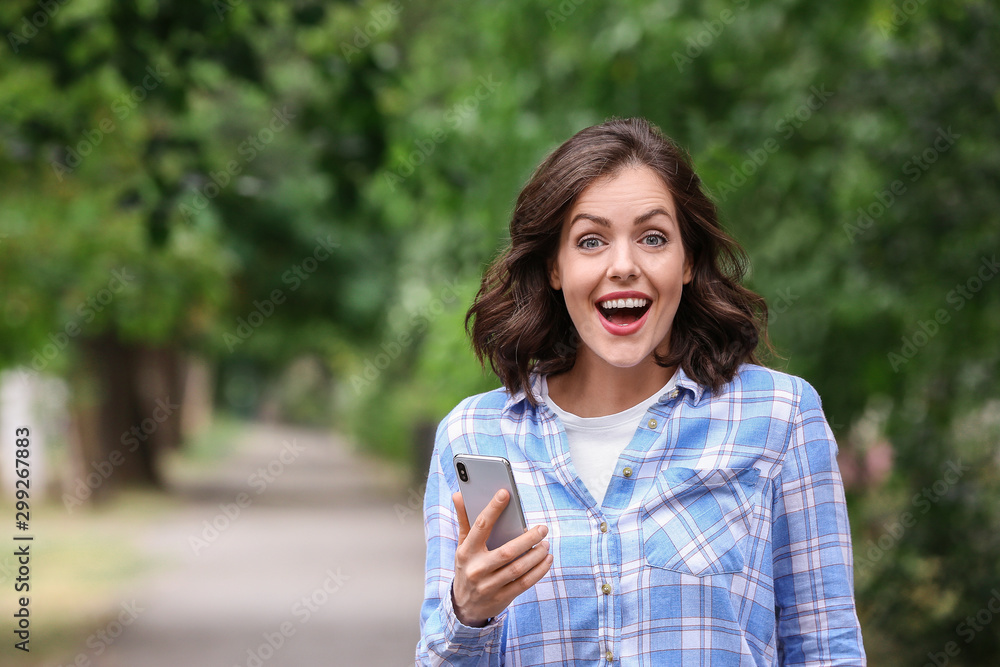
[0,0,998,665]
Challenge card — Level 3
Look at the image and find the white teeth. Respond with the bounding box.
[600,298,648,309]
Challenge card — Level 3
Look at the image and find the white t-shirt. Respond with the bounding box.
[540,369,679,505]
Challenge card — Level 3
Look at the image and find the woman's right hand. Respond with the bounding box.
[450,489,553,627]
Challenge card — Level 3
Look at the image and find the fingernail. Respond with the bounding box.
[538,525,548,537]
[541,540,550,550]
[496,489,508,500]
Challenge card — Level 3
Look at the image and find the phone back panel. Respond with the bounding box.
[454,454,527,551]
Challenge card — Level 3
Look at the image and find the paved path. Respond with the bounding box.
[92,422,428,667]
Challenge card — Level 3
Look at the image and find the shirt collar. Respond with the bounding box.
[502,365,706,414]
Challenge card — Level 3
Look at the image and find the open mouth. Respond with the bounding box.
[597,297,652,327]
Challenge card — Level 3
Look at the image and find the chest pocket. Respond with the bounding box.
[639,467,760,576]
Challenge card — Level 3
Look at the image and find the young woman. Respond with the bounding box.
[416,117,866,665]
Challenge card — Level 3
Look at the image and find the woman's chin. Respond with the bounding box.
[589,348,657,370]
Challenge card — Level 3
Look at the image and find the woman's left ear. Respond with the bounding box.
[683,257,693,285]
[548,258,562,291]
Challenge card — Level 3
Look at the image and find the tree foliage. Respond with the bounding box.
[1,0,998,662]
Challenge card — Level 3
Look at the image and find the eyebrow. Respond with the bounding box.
[569,208,673,228]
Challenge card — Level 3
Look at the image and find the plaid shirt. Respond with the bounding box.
[416,364,866,666]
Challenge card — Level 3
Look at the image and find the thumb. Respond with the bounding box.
[452,491,471,545]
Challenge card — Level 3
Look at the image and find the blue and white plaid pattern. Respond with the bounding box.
[416,364,866,666]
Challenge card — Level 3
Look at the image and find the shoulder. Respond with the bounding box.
[720,366,834,464]
[434,385,513,445]
[441,385,511,423]
[714,363,823,411]
[726,363,815,395]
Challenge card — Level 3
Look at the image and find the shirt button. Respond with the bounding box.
[647,418,657,429]
[622,466,632,478]
[601,583,612,595]
[600,521,608,533]
[606,650,614,661]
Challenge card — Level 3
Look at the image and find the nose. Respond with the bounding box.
[607,240,640,281]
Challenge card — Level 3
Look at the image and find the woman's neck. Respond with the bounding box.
[546,355,676,418]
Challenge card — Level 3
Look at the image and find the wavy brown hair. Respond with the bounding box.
[465,117,773,405]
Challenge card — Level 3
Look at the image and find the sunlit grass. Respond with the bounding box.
[0,492,164,665]
[0,416,249,666]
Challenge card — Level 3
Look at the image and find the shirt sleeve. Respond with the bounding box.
[772,378,867,666]
[415,414,508,667]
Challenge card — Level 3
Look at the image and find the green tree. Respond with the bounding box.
[0,0,394,492]
[345,1,1000,662]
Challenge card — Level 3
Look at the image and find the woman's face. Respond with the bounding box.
[548,165,691,372]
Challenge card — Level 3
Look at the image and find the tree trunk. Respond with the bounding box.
[69,333,186,501]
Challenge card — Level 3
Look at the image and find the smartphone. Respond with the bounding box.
[453,453,528,551]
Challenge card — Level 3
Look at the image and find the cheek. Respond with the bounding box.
[653,258,688,289]
[558,274,595,323]
[561,267,595,303]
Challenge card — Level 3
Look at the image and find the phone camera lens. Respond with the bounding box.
[457,462,468,482]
